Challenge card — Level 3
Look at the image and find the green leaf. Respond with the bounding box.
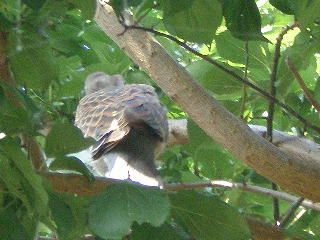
[170,191,251,240]
[0,13,13,31]
[0,137,48,216]
[45,123,95,157]
[0,156,32,213]
[0,103,31,135]
[187,119,213,150]
[269,0,294,15]
[215,31,271,69]
[286,210,320,239]
[222,0,268,41]
[293,0,320,30]
[48,193,80,240]
[0,207,31,240]
[83,23,132,71]
[315,77,320,103]
[88,182,170,239]
[68,0,96,20]
[22,0,46,10]
[126,71,153,85]
[9,32,59,89]
[277,31,319,96]
[187,60,243,98]
[109,0,143,16]
[163,0,222,44]
[187,119,234,179]
[49,156,94,182]
[130,223,184,240]
[0,0,22,22]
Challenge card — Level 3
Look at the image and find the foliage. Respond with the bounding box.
[0,0,319,239]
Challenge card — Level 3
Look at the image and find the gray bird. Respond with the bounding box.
[75,72,168,186]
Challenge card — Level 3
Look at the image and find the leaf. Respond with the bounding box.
[0,207,31,240]
[215,30,271,69]
[0,103,31,135]
[221,0,268,41]
[22,0,46,10]
[9,32,59,89]
[88,182,170,239]
[315,77,320,103]
[0,156,32,213]
[277,31,319,96]
[163,0,222,44]
[45,122,95,157]
[0,137,48,215]
[187,119,213,150]
[293,0,320,30]
[0,0,22,22]
[49,156,94,182]
[170,191,251,240]
[187,60,243,98]
[286,210,320,239]
[130,223,184,240]
[109,0,143,16]
[269,0,294,15]
[83,23,132,71]
[67,0,96,20]
[48,193,81,240]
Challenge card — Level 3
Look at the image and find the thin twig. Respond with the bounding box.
[122,24,320,134]
[271,183,280,225]
[285,57,320,112]
[241,41,249,119]
[279,197,304,228]
[267,22,298,225]
[267,22,298,142]
[42,172,320,211]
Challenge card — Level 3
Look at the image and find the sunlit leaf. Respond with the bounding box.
[170,191,251,240]
[221,0,268,41]
[163,0,222,44]
[88,182,170,239]
[45,123,95,157]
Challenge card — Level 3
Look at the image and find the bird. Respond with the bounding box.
[75,72,168,186]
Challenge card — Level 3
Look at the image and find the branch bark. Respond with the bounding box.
[168,120,320,167]
[41,172,320,211]
[94,2,320,202]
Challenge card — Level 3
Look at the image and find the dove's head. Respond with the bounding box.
[84,72,125,95]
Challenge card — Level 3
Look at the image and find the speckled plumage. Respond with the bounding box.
[75,74,168,186]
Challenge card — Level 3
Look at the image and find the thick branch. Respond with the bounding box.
[94,3,320,202]
[124,24,320,134]
[168,120,320,166]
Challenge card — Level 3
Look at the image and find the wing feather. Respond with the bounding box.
[75,84,168,158]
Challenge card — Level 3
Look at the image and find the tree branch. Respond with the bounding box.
[94,2,320,202]
[121,24,320,134]
[279,197,304,228]
[168,119,320,168]
[285,57,320,113]
[268,22,298,225]
[41,172,320,211]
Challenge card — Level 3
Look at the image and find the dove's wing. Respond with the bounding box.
[75,84,168,159]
